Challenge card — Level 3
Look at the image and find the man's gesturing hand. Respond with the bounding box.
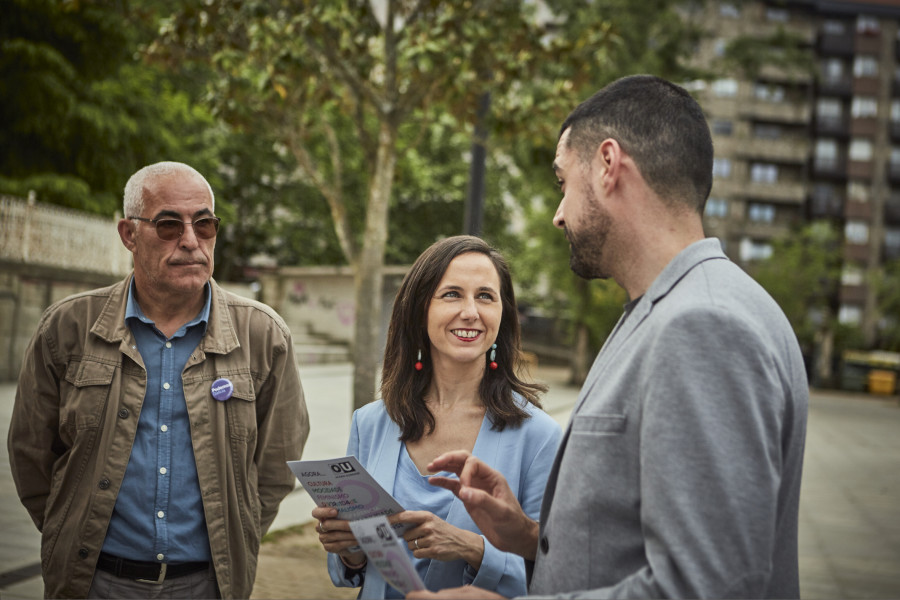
[427,450,539,561]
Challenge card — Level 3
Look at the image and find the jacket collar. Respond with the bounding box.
[573,238,727,413]
[91,273,240,355]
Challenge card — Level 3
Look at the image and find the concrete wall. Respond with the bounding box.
[257,265,409,362]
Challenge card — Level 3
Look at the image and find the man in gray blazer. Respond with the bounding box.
[415,75,809,599]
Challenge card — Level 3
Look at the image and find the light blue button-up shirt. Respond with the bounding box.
[102,281,212,563]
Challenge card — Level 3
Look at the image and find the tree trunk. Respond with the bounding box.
[570,323,590,386]
[352,120,398,410]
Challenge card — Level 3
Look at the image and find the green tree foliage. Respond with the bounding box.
[749,222,845,381]
[503,0,710,381]
[149,0,628,408]
[875,258,900,351]
[0,0,217,214]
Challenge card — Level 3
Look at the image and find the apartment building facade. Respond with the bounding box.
[696,0,900,346]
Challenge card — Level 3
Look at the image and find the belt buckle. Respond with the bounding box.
[135,563,167,585]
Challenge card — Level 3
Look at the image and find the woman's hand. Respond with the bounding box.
[311,506,366,567]
[390,510,485,570]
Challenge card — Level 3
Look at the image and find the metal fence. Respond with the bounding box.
[0,194,132,276]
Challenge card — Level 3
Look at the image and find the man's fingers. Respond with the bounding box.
[427,450,472,474]
[427,475,461,495]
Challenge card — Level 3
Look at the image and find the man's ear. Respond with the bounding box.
[118,219,137,252]
[593,138,622,190]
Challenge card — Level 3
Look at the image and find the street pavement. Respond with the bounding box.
[1,363,899,599]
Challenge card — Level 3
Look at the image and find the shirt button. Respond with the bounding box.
[78,548,89,559]
[157,553,164,561]
[160,467,167,475]
[157,511,164,518]
[118,408,129,419]
[98,479,110,490]
[540,536,550,554]
[165,341,172,349]
[161,424,168,432]
[163,382,170,390]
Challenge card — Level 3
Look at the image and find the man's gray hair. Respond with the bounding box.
[123,161,215,217]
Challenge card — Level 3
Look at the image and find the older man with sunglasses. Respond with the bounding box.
[8,161,310,599]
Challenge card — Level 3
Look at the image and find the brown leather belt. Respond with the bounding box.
[96,551,209,585]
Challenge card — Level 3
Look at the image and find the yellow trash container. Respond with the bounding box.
[868,369,897,395]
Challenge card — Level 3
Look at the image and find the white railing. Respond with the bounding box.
[0,194,132,276]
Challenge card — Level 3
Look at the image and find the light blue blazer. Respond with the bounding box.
[327,396,561,598]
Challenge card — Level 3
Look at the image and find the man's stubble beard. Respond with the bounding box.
[567,187,613,281]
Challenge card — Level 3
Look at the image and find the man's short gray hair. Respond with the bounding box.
[123,161,215,217]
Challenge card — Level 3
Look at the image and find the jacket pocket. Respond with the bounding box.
[61,359,116,432]
[571,413,627,435]
[221,370,257,442]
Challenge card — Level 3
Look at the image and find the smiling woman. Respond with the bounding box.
[309,235,562,599]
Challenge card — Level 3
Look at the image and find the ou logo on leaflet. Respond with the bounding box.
[331,461,357,474]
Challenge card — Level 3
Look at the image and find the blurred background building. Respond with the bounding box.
[695,0,900,347]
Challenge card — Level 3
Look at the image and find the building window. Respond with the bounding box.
[853,56,878,78]
[856,15,880,35]
[720,3,740,18]
[849,138,873,161]
[713,38,727,57]
[851,96,877,118]
[822,58,844,83]
[815,139,838,169]
[847,181,870,203]
[712,158,732,178]
[754,83,785,102]
[740,238,773,261]
[766,7,789,22]
[712,79,738,97]
[705,197,729,218]
[845,220,869,244]
[753,124,781,140]
[817,98,842,119]
[748,203,776,223]
[823,20,846,35]
[841,265,864,286]
[886,228,900,258]
[712,120,733,136]
[839,305,862,325]
[750,163,778,183]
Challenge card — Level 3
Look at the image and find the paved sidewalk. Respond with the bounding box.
[2,365,899,599]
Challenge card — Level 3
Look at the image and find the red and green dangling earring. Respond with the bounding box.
[415,349,423,371]
[489,343,498,370]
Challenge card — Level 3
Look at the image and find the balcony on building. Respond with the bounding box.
[847,159,874,180]
[890,121,900,142]
[736,136,809,164]
[817,32,854,56]
[815,114,849,137]
[817,75,853,98]
[839,283,868,305]
[738,97,810,124]
[885,196,900,226]
[854,31,882,55]
[843,243,870,263]
[885,242,900,262]
[844,199,872,220]
[812,156,848,180]
[743,181,807,204]
[888,162,900,185]
[853,76,881,96]
[850,117,878,137]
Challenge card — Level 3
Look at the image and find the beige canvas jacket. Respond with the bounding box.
[8,274,310,598]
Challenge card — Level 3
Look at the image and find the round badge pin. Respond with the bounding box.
[211,378,234,402]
